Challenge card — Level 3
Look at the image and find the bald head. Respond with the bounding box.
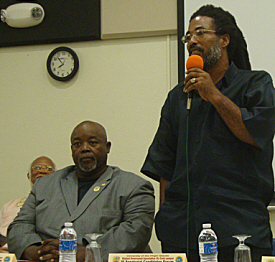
[70,121,111,178]
[28,156,56,185]
[71,121,108,143]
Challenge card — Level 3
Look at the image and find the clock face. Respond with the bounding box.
[47,47,79,81]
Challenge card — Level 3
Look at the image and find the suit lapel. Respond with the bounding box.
[61,169,78,216]
[70,166,114,221]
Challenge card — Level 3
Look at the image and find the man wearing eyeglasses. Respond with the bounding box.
[0,156,55,253]
[141,4,275,262]
[26,156,56,185]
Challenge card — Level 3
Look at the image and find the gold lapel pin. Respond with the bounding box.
[94,186,100,192]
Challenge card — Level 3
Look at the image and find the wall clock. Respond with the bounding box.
[47,46,79,81]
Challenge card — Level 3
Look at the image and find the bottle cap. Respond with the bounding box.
[64,222,73,227]
[202,223,211,228]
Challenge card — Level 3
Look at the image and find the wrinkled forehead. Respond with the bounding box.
[71,122,107,142]
[188,16,215,32]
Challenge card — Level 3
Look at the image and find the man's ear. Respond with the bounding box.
[106,141,111,154]
[27,172,30,180]
[220,34,230,48]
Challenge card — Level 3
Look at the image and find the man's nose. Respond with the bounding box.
[190,34,199,43]
[38,169,48,174]
[81,142,91,151]
[188,42,199,55]
[188,37,199,50]
[38,172,47,176]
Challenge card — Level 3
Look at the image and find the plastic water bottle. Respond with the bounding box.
[59,222,77,262]
[198,223,218,262]
[85,233,103,262]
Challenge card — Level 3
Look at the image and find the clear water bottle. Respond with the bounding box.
[59,222,77,262]
[198,223,218,262]
[85,233,103,262]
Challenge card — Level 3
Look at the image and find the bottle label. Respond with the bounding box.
[199,241,218,254]
[59,240,77,251]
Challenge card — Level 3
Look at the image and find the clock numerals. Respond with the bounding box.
[51,54,75,76]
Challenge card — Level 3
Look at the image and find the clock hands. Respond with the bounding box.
[58,57,65,68]
[57,57,63,64]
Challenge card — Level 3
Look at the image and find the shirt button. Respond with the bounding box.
[196,205,200,210]
[197,139,200,143]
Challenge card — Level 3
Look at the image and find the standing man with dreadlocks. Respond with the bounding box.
[141,4,275,262]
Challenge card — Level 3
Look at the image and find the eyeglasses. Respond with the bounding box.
[181,29,216,44]
[32,165,55,172]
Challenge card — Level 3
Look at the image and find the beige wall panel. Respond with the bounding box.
[101,0,177,39]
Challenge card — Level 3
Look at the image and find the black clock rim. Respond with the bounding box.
[46,46,79,81]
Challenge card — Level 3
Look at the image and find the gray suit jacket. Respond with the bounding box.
[7,166,155,261]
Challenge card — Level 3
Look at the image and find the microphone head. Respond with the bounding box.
[186,55,204,70]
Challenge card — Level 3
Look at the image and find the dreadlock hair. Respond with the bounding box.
[190,5,251,70]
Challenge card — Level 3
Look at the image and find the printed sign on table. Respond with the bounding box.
[0,254,17,262]
[108,253,187,262]
[262,257,275,262]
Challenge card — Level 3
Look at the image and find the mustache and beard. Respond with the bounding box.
[189,37,221,71]
[78,155,97,172]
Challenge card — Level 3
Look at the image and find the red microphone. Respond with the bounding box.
[186,55,204,114]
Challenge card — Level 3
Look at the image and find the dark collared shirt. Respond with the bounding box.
[141,63,275,249]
